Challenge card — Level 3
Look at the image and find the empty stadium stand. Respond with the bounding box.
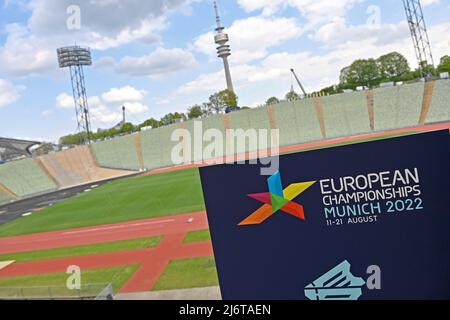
[373,82,424,131]
[0,186,15,206]
[0,158,57,198]
[91,135,141,171]
[426,80,450,124]
[321,91,371,138]
[37,146,132,189]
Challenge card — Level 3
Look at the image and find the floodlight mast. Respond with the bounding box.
[57,46,93,144]
[402,0,435,78]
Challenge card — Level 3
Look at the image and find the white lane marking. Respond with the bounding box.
[62,219,176,235]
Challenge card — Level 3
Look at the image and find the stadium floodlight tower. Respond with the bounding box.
[213,0,234,92]
[402,0,435,77]
[57,46,93,144]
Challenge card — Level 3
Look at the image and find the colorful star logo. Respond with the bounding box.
[239,171,316,226]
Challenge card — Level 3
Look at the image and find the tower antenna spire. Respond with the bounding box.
[213,0,234,92]
[213,0,223,32]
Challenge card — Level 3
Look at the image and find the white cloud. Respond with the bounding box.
[194,16,301,64]
[55,86,149,128]
[0,79,25,108]
[312,18,410,47]
[101,86,147,103]
[28,0,194,49]
[238,0,363,24]
[0,0,197,78]
[112,47,197,76]
[0,24,56,78]
[90,105,121,125]
[55,92,73,109]
[123,102,149,114]
[422,0,440,6]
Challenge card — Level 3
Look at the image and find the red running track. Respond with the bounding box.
[0,212,213,293]
[0,211,208,255]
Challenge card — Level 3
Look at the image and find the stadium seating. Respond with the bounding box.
[91,135,141,171]
[38,146,131,189]
[321,91,371,138]
[201,114,226,161]
[373,82,424,131]
[227,107,272,154]
[426,79,450,124]
[0,188,14,206]
[140,123,184,170]
[0,158,57,198]
[275,99,324,147]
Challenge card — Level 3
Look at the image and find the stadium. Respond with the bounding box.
[0,0,449,302]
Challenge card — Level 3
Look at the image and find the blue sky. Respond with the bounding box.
[0,0,449,142]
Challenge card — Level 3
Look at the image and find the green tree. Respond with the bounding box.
[59,133,86,146]
[187,105,203,119]
[160,112,186,126]
[139,118,161,129]
[266,97,280,106]
[347,58,380,86]
[208,92,226,114]
[201,102,214,116]
[120,122,135,133]
[218,89,238,109]
[377,52,410,79]
[285,90,300,102]
[437,55,450,73]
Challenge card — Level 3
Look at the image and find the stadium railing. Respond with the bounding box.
[0,283,114,300]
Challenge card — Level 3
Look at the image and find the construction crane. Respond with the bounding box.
[290,69,307,96]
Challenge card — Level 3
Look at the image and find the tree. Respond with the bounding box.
[285,90,300,102]
[201,102,214,116]
[437,55,450,73]
[59,133,86,146]
[218,89,238,109]
[120,122,135,133]
[187,105,203,119]
[208,92,226,114]
[347,58,380,86]
[160,112,186,126]
[139,118,161,129]
[339,66,351,85]
[377,52,410,79]
[266,97,280,106]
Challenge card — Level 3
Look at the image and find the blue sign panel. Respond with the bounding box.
[199,131,450,300]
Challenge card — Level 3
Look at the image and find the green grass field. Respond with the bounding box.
[153,257,218,291]
[183,230,211,244]
[0,168,205,237]
[0,236,162,263]
[0,265,139,297]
